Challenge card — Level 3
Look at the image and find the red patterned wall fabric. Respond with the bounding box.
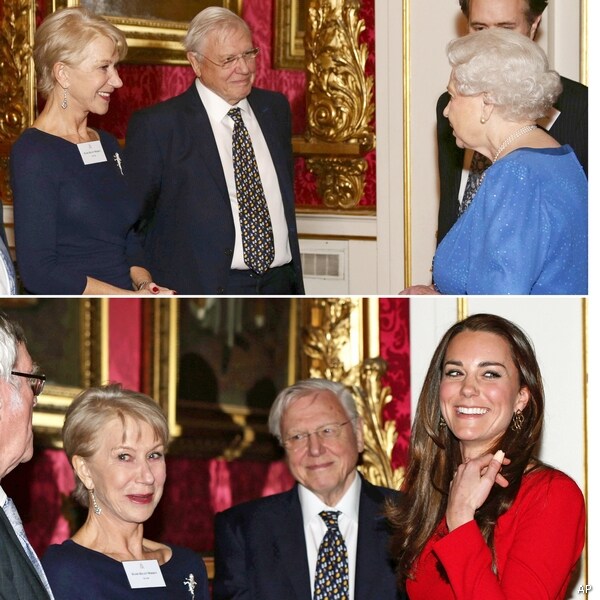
[379,298,411,470]
[1,450,293,556]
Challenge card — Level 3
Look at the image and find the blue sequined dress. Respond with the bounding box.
[433,146,587,295]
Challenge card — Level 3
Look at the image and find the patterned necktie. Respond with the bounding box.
[3,497,54,598]
[460,150,492,214]
[228,107,275,274]
[313,510,349,600]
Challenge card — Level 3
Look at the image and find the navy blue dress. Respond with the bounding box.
[42,540,210,600]
[10,128,145,294]
[433,146,588,295]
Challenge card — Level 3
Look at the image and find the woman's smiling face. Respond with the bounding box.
[439,330,530,459]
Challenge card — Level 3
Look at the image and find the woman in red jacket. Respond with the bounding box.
[387,313,585,599]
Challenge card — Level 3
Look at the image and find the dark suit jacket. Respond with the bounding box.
[0,509,51,600]
[125,84,304,294]
[436,75,588,244]
[213,477,404,600]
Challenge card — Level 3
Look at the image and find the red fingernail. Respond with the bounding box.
[151,285,159,293]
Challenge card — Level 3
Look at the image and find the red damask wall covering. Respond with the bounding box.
[3,297,409,556]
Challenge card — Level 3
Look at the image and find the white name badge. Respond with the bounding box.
[77,140,107,165]
[122,559,167,589]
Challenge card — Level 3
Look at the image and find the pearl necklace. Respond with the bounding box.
[492,124,537,163]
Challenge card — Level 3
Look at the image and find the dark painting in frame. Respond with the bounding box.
[50,0,242,64]
[274,0,308,69]
[144,298,299,460]
[0,298,107,446]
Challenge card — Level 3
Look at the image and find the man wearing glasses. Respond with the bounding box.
[126,6,304,295]
[0,313,53,599]
[213,379,404,600]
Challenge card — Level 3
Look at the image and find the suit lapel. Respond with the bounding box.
[271,488,312,600]
[182,84,230,203]
[355,479,391,600]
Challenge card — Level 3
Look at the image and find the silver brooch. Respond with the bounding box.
[183,573,197,598]
[113,152,123,175]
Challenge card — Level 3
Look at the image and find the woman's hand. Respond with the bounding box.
[446,450,509,531]
[135,281,176,295]
[398,284,440,295]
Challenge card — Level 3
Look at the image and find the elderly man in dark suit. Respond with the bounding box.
[0,313,53,599]
[437,0,588,244]
[125,7,304,295]
[213,379,404,600]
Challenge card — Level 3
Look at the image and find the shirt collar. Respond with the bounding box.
[299,470,362,527]
[194,78,251,123]
[0,485,7,508]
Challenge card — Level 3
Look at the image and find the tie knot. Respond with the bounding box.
[228,107,242,124]
[319,510,341,530]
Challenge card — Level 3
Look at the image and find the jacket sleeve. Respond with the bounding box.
[213,511,252,600]
[432,472,585,600]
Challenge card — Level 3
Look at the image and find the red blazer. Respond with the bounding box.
[407,468,585,600]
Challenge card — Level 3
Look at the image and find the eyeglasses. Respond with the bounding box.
[11,371,46,397]
[199,47,260,69]
[283,420,353,450]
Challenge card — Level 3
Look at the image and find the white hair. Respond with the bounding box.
[447,28,562,121]
[268,379,359,442]
[183,6,250,55]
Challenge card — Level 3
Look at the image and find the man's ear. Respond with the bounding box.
[529,14,542,40]
[187,52,202,79]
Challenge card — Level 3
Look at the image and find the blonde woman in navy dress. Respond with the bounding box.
[42,385,209,600]
[10,7,174,295]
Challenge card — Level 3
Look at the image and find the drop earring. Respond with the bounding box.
[61,87,68,110]
[511,409,524,431]
[91,490,102,515]
[439,415,447,429]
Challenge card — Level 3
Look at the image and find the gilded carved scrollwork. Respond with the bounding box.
[306,156,368,209]
[301,298,403,489]
[0,0,34,203]
[302,0,375,209]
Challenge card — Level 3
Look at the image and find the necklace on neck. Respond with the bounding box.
[493,124,537,163]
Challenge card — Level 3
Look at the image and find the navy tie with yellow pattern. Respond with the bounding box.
[313,510,349,600]
[228,107,275,275]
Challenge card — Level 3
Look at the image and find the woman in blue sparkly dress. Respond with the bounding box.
[403,29,587,295]
[10,8,174,295]
[42,385,210,600]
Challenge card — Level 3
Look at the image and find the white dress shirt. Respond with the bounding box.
[195,79,292,270]
[299,472,361,600]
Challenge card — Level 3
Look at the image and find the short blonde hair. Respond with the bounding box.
[63,384,169,507]
[447,28,561,121]
[34,7,127,98]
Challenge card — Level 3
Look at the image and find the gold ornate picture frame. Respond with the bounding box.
[50,0,242,64]
[0,298,108,446]
[145,298,299,460]
[274,0,308,69]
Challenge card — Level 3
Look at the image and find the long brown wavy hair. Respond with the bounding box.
[387,313,545,585]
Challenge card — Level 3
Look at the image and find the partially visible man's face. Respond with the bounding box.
[0,343,36,478]
[468,0,541,38]
[188,25,256,105]
[281,390,364,507]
